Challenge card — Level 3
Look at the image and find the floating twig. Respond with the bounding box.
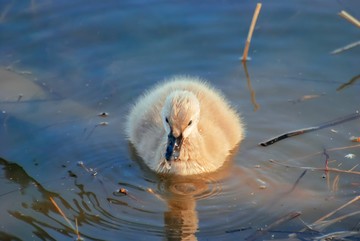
[331,11,360,55]
[324,144,360,152]
[259,127,318,146]
[50,197,83,240]
[77,161,96,175]
[338,10,360,28]
[259,112,360,146]
[301,95,321,100]
[75,218,82,241]
[332,175,340,193]
[148,188,166,202]
[246,211,301,241]
[242,3,262,62]
[298,195,360,233]
[269,159,360,175]
[115,188,144,204]
[313,195,360,224]
[309,210,360,232]
[337,74,360,91]
[289,94,323,104]
[331,41,360,55]
[314,231,360,240]
[283,143,360,164]
[49,197,76,231]
[349,164,359,171]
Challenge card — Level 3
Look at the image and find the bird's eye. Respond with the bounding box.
[188,120,192,126]
[166,117,169,123]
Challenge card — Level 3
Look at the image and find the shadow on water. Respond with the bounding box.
[0,157,71,240]
[0,156,197,240]
[0,156,157,240]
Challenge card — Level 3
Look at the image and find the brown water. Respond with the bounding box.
[0,1,360,240]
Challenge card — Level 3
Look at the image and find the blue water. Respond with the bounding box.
[0,0,360,240]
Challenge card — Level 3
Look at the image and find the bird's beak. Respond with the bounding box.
[165,131,183,162]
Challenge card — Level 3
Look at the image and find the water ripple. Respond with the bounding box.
[157,174,223,201]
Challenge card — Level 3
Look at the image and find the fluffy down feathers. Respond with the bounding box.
[126,76,244,175]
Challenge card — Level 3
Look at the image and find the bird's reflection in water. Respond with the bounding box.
[164,187,198,241]
[129,141,236,241]
[161,176,201,241]
[156,161,232,241]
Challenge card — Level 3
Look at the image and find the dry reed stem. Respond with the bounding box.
[259,113,360,146]
[349,164,359,171]
[148,188,166,202]
[75,218,81,241]
[49,197,76,231]
[289,143,360,163]
[314,230,360,240]
[302,95,321,100]
[338,10,360,28]
[299,195,360,232]
[309,211,360,232]
[269,159,360,175]
[246,211,301,241]
[312,195,360,224]
[331,40,360,55]
[242,3,262,62]
[323,143,360,153]
[125,190,145,204]
[332,175,339,192]
[337,74,360,90]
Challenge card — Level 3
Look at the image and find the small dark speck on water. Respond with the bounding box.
[98,112,109,117]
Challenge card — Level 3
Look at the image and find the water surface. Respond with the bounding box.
[0,0,360,240]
